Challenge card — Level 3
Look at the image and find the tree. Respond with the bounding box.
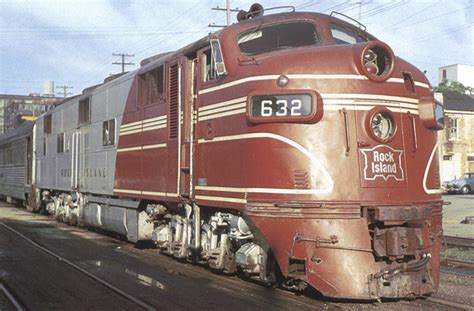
[435,79,473,95]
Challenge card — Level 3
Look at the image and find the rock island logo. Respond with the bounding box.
[360,145,404,181]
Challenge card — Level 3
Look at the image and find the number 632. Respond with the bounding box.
[261,99,302,117]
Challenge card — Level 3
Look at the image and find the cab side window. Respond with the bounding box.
[202,48,216,82]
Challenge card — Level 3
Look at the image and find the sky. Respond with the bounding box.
[0,0,473,97]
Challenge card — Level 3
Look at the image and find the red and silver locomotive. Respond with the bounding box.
[0,5,444,300]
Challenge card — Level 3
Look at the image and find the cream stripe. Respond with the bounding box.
[120,129,142,136]
[387,77,430,89]
[121,116,166,129]
[117,146,142,153]
[324,99,418,110]
[114,188,141,194]
[388,107,419,115]
[196,185,326,195]
[423,142,442,194]
[142,191,167,196]
[114,189,178,197]
[198,74,430,95]
[199,108,246,121]
[143,115,167,123]
[142,120,167,127]
[120,120,142,128]
[197,133,334,195]
[288,74,367,80]
[199,76,278,95]
[414,81,430,89]
[143,125,167,132]
[120,124,142,131]
[199,96,248,112]
[196,195,247,204]
[322,93,418,104]
[117,143,166,153]
[387,77,404,84]
[199,102,246,117]
[143,121,167,130]
[324,105,419,115]
[142,143,167,150]
[120,124,167,136]
[324,106,373,111]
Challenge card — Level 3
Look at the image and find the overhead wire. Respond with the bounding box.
[399,22,473,47]
[75,1,209,82]
[381,1,440,31]
[387,4,473,31]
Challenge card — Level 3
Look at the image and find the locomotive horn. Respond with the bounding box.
[237,3,264,22]
[249,3,264,18]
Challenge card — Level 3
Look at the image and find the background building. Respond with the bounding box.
[435,91,474,181]
[0,94,61,134]
[438,64,474,89]
[0,81,62,134]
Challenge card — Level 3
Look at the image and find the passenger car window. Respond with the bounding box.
[238,22,319,56]
[331,24,370,44]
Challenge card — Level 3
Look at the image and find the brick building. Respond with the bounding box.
[0,94,61,134]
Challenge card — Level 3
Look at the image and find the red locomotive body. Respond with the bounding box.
[111,10,443,299]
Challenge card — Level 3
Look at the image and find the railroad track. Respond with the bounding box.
[0,282,24,311]
[0,221,157,311]
[425,297,473,310]
[444,235,474,249]
[442,258,474,270]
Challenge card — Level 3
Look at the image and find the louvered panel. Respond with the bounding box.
[168,64,179,139]
[294,170,310,189]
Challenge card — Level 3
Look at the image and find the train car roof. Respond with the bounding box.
[0,122,34,144]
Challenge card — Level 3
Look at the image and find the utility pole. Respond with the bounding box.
[209,0,239,28]
[112,53,135,73]
[56,85,73,98]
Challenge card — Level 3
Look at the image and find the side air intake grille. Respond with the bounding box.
[168,64,179,139]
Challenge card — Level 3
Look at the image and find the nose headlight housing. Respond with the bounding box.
[355,41,395,82]
[370,111,396,142]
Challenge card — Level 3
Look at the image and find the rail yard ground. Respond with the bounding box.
[442,194,474,238]
[0,201,473,310]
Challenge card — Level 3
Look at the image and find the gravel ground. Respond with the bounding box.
[436,272,474,307]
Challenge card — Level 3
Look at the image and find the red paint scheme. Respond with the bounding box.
[114,12,442,299]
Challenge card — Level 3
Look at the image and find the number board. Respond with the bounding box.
[250,94,312,118]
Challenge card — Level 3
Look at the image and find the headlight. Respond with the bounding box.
[371,112,396,141]
[355,41,395,82]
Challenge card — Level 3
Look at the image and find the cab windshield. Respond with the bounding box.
[238,22,319,56]
[331,23,371,44]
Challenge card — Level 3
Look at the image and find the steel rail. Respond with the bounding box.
[442,258,474,270]
[444,235,474,249]
[0,222,157,311]
[0,283,24,311]
[426,297,473,310]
